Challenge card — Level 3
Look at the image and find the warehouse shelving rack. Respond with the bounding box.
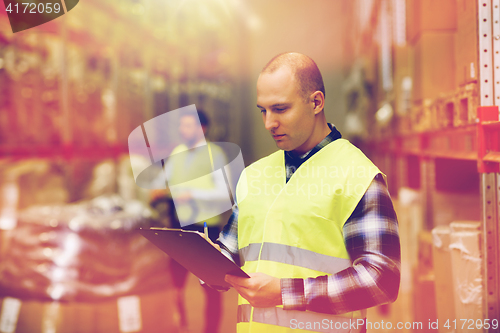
[367,1,500,329]
[373,104,500,327]
[0,9,135,162]
[0,144,128,160]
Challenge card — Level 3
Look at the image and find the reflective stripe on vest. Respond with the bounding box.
[235,139,381,333]
[239,242,351,275]
[237,305,365,333]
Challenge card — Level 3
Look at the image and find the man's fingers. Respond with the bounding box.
[226,280,254,305]
[225,274,239,283]
[223,277,242,294]
[207,238,221,251]
[225,274,249,287]
[199,232,221,251]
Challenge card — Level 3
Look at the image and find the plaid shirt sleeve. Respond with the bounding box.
[281,173,401,314]
[216,203,241,266]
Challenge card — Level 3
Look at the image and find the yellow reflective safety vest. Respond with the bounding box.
[235,139,383,333]
[168,142,223,226]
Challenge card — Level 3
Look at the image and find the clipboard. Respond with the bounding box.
[138,227,249,288]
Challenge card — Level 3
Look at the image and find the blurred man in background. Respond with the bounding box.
[151,109,228,333]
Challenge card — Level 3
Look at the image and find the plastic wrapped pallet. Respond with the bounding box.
[0,195,179,332]
[0,195,169,302]
[431,225,456,333]
[449,221,482,333]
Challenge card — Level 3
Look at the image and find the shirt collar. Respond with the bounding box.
[284,123,342,164]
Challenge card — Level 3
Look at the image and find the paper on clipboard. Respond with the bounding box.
[138,227,249,288]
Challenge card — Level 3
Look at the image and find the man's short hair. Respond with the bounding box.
[197,110,209,127]
[261,53,325,101]
[181,109,210,127]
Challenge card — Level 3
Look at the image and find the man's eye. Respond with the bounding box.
[275,108,286,112]
[260,109,266,113]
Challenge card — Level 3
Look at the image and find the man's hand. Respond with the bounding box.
[225,272,282,308]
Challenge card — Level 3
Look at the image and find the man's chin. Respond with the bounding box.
[275,141,293,151]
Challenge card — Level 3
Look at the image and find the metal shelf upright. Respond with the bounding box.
[479,0,500,327]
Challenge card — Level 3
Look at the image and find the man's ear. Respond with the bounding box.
[310,91,325,114]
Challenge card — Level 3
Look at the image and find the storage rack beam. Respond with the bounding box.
[0,145,128,160]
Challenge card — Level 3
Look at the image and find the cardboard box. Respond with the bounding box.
[449,221,482,333]
[413,271,438,328]
[431,191,481,227]
[409,100,433,132]
[413,231,437,326]
[455,0,478,86]
[394,46,412,116]
[432,226,456,333]
[431,94,455,129]
[0,290,177,333]
[430,84,479,129]
[369,197,418,332]
[395,188,424,270]
[413,32,456,103]
[454,83,478,126]
[406,0,457,44]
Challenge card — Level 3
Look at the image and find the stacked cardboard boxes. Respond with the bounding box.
[407,0,458,126]
[455,0,478,86]
[412,33,456,103]
[406,0,457,45]
[407,1,480,128]
[413,231,438,326]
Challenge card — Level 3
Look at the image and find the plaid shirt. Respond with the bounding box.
[216,124,401,316]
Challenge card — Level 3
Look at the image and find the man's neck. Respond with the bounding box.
[291,122,331,156]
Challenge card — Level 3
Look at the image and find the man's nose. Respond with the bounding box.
[264,112,279,131]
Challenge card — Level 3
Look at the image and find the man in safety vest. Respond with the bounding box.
[209,53,401,333]
[152,109,228,333]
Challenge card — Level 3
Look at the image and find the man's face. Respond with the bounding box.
[257,66,316,153]
[179,115,202,144]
